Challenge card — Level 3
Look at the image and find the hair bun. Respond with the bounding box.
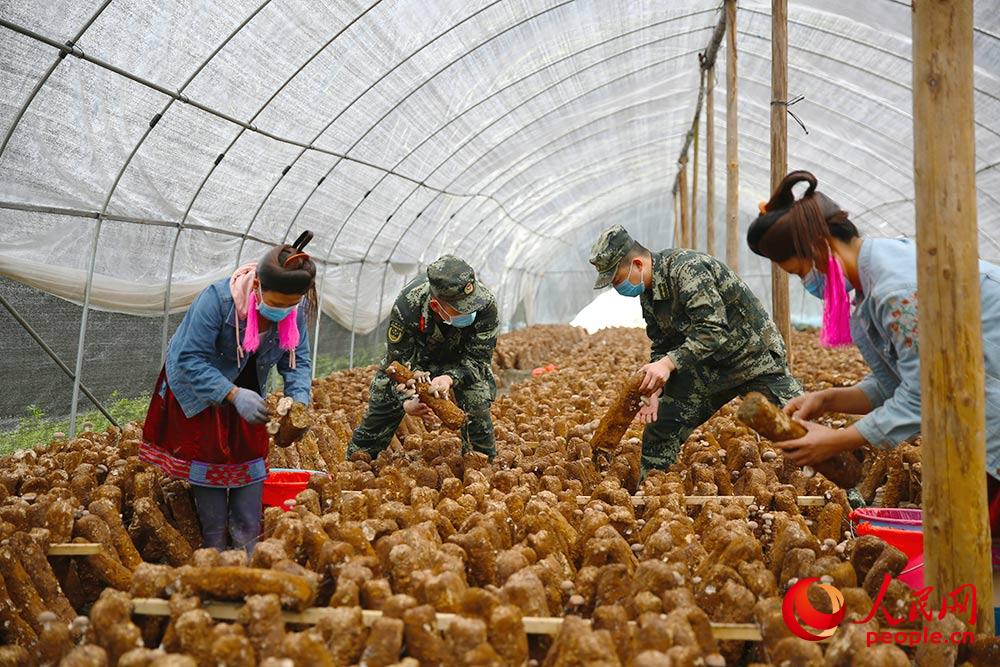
[763,170,817,213]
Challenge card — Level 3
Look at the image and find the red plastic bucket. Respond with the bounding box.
[849,507,924,560]
[897,554,924,590]
[849,507,922,531]
[853,522,924,559]
[262,468,324,511]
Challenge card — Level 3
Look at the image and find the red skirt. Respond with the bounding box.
[141,368,268,488]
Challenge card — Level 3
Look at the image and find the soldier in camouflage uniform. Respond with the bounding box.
[347,255,499,460]
[590,225,802,476]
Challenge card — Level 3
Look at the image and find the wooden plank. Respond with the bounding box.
[706,63,716,257]
[47,542,102,556]
[130,598,768,640]
[339,490,825,507]
[574,494,825,507]
[912,0,993,634]
[724,0,739,272]
[769,0,791,359]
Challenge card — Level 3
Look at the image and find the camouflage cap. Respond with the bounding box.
[589,224,635,289]
[426,255,490,313]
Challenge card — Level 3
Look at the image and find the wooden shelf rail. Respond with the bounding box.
[130,597,772,640]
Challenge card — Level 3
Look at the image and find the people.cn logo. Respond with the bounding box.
[781,577,847,641]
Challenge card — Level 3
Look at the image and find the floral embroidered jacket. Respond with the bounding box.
[850,238,1000,479]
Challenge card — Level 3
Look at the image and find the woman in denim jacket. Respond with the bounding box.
[140,232,315,552]
[747,172,1000,520]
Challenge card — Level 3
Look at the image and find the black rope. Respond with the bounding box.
[771,94,809,135]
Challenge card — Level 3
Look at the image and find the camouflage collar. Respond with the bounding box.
[417,280,433,328]
[649,249,676,301]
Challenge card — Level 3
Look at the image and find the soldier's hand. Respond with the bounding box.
[638,357,675,393]
[403,396,435,421]
[636,388,662,424]
[412,370,431,384]
[394,382,417,399]
[429,374,454,399]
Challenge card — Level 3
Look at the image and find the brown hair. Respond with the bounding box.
[257,231,318,327]
[747,170,858,264]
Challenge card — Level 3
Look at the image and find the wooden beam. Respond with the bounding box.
[47,542,102,556]
[724,0,739,272]
[912,0,992,634]
[770,0,791,359]
[679,155,690,247]
[340,490,825,508]
[130,597,773,640]
[574,494,825,507]
[706,64,716,257]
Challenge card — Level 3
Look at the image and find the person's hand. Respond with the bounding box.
[783,391,828,420]
[394,382,417,399]
[412,370,431,384]
[638,357,675,393]
[403,396,435,422]
[635,388,662,424]
[231,388,270,424]
[774,420,857,465]
[429,374,454,399]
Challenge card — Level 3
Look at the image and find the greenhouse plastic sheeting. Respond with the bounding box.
[2,0,1000,336]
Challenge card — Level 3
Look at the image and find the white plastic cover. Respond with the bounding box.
[1,0,999,334]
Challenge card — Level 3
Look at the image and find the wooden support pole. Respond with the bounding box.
[912,0,992,634]
[691,77,701,251]
[129,597,776,640]
[770,0,791,359]
[724,0,739,272]
[679,156,690,247]
[673,189,681,247]
[706,63,716,257]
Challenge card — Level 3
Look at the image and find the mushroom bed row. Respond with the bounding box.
[0,326,986,666]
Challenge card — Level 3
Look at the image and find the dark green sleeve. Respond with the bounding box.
[644,303,671,363]
[447,301,499,385]
[383,301,416,368]
[666,259,729,371]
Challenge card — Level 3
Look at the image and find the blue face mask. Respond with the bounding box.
[801,267,854,300]
[447,311,477,328]
[257,289,296,322]
[613,263,644,298]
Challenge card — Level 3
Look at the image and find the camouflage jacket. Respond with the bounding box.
[382,276,499,386]
[642,249,790,389]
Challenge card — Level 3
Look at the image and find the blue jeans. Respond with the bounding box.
[190,481,263,553]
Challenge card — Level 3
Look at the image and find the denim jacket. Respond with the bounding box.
[164,279,312,418]
[850,238,1000,479]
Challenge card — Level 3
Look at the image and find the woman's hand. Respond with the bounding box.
[783,391,828,420]
[638,356,676,393]
[230,388,269,424]
[403,396,435,422]
[774,421,864,465]
[635,388,662,424]
[429,374,454,399]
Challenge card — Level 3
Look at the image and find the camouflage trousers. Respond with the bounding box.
[347,369,496,460]
[640,370,801,477]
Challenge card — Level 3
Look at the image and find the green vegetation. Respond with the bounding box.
[0,391,150,456]
[1,348,386,456]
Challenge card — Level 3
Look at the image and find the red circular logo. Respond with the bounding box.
[781,577,846,641]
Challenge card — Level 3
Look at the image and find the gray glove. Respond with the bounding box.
[231,388,269,424]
